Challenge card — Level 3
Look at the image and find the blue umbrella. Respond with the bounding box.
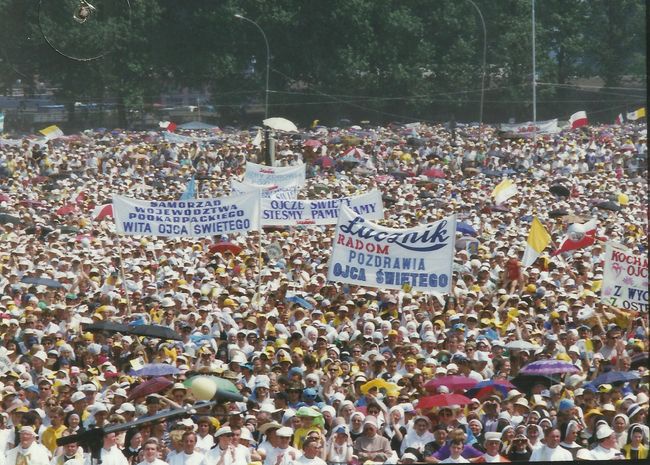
[466,380,515,399]
[457,222,477,237]
[130,363,180,377]
[286,295,314,310]
[588,371,640,387]
[20,277,64,288]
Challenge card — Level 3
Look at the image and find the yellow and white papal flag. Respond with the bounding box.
[39,125,64,140]
[491,178,518,205]
[522,217,551,268]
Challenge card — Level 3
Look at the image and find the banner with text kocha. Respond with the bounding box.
[327,205,456,292]
[601,241,648,312]
[230,180,300,200]
[261,190,384,226]
[243,162,306,187]
[112,192,259,238]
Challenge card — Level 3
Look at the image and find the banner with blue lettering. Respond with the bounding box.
[601,241,648,312]
[327,205,456,292]
[112,192,259,238]
[261,190,383,226]
[231,180,300,200]
[243,162,306,187]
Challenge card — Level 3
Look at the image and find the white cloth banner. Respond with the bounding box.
[243,162,306,187]
[163,133,220,144]
[601,241,648,312]
[500,119,560,137]
[230,180,300,200]
[327,205,456,292]
[112,191,259,238]
[261,190,384,226]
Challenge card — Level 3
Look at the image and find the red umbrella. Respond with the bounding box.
[423,168,446,179]
[304,139,322,148]
[0,194,11,202]
[342,147,366,158]
[424,376,478,392]
[127,376,173,400]
[209,242,243,255]
[417,393,472,409]
[56,204,77,216]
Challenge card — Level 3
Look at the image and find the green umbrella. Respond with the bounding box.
[183,376,239,394]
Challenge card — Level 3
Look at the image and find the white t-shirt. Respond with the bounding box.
[167,451,205,465]
[529,445,573,462]
[294,455,327,465]
[263,446,301,465]
[589,445,622,460]
[439,455,470,463]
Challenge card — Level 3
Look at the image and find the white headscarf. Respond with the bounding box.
[400,416,435,455]
[384,406,404,438]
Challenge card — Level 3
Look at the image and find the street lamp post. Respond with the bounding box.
[235,13,272,165]
[464,0,487,139]
[234,14,270,121]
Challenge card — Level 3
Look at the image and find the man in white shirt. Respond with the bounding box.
[589,425,624,460]
[295,437,326,465]
[135,438,168,465]
[439,439,468,463]
[263,427,301,465]
[201,427,247,465]
[167,432,204,465]
[4,426,51,465]
[529,428,572,462]
[92,432,129,465]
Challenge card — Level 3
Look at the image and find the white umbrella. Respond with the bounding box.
[505,341,540,351]
[263,117,298,132]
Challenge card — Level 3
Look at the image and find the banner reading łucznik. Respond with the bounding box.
[243,162,306,187]
[327,205,456,292]
[261,190,384,226]
[112,192,260,238]
[601,241,648,312]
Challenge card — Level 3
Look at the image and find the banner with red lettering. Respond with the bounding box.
[327,205,456,293]
[601,241,648,312]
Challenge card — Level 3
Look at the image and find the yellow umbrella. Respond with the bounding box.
[400,152,413,162]
[360,379,398,395]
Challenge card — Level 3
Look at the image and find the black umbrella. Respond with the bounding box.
[549,184,571,197]
[596,201,621,212]
[510,373,558,393]
[83,321,130,334]
[631,353,648,370]
[20,277,64,289]
[549,209,569,218]
[128,324,182,341]
[0,213,20,225]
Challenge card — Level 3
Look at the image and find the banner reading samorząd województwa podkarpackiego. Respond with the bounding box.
[243,162,306,187]
[112,191,260,238]
[327,205,456,292]
[230,180,300,200]
[261,190,384,226]
[601,241,648,312]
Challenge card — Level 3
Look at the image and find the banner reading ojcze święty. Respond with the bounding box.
[601,241,648,312]
[112,192,259,238]
[261,190,384,226]
[327,205,456,292]
[243,162,306,187]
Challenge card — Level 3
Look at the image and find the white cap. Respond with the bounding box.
[596,424,615,440]
[276,427,293,437]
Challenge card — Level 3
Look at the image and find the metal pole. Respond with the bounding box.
[532,0,537,143]
[234,14,270,120]
[465,0,487,139]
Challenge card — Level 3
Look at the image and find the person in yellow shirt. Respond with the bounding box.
[41,406,67,453]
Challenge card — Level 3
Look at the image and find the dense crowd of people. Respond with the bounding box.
[0,119,647,465]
